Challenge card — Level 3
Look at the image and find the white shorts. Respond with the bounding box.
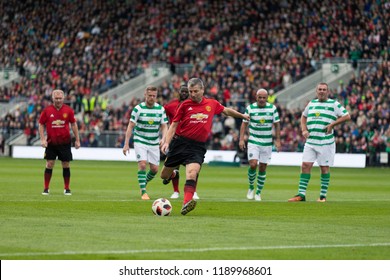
[302,143,335,166]
[247,143,272,164]
[134,143,160,166]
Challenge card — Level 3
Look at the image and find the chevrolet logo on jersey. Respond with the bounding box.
[52,119,65,127]
[190,113,209,121]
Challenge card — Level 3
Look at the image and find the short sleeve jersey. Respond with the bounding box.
[131,102,168,146]
[173,97,225,142]
[39,104,76,145]
[243,102,280,146]
[164,99,180,124]
[303,98,348,146]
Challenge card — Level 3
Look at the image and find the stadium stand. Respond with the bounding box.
[0,0,389,166]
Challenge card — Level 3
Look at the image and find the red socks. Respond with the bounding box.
[63,168,70,190]
[183,179,197,204]
[172,176,180,193]
[44,168,52,189]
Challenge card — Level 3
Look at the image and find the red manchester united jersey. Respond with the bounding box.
[173,97,225,142]
[164,98,180,124]
[39,104,76,145]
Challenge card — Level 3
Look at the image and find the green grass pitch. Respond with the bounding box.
[0,157,389,260]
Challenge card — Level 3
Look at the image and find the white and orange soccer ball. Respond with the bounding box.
[151,198,172,216]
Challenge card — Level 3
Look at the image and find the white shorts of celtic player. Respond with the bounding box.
[247,143,272,164]
[134,143,160,166]
[302,142,335,166]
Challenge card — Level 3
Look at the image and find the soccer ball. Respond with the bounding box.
[152,198,172,216]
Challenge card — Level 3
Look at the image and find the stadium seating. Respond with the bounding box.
[0,1,389,165]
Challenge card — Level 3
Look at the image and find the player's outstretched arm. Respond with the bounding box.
[222,107,250,121]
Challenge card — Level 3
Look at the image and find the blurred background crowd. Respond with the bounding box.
[0,0,389,166]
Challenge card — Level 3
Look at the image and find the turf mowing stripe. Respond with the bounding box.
[1,243,390,257]
[2,199,390,202]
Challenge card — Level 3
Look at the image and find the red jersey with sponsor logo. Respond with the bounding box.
[173,97,225,142]
[164,98,180,124]
[39,104,76,145]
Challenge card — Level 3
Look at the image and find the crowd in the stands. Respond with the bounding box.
[0,0,389,165]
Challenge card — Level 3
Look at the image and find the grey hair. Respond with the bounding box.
[256,88,268,95]
[188,78,204,89]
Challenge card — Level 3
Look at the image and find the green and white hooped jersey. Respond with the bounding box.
[303,99,348,146]
[244,102,280,146]
[131,102,168,146]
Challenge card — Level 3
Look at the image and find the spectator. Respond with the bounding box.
[211,116,224,139]
[86,133,98,147]
[1,0,389,169]
[223,116,236,135]
[24,121,37,146]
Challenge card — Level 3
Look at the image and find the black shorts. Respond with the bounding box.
[44,143,73,162]
[164,135,207,167]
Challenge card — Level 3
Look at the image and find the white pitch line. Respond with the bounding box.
[1,243,390,258]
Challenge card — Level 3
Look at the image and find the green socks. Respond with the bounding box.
[320,173,330,198]
[256,171,266,195]
[248,167,256,190]
[248,168,267,195]
[146,170,157,184]
[298,173,311,197]
[137,170,146,193]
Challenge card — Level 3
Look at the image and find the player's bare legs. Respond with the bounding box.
[160,166,176,181]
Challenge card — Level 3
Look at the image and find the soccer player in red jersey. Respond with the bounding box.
[160,78,249,215]
[164,85,189,124]
[163,85,200,200]
[39,89,81,195]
